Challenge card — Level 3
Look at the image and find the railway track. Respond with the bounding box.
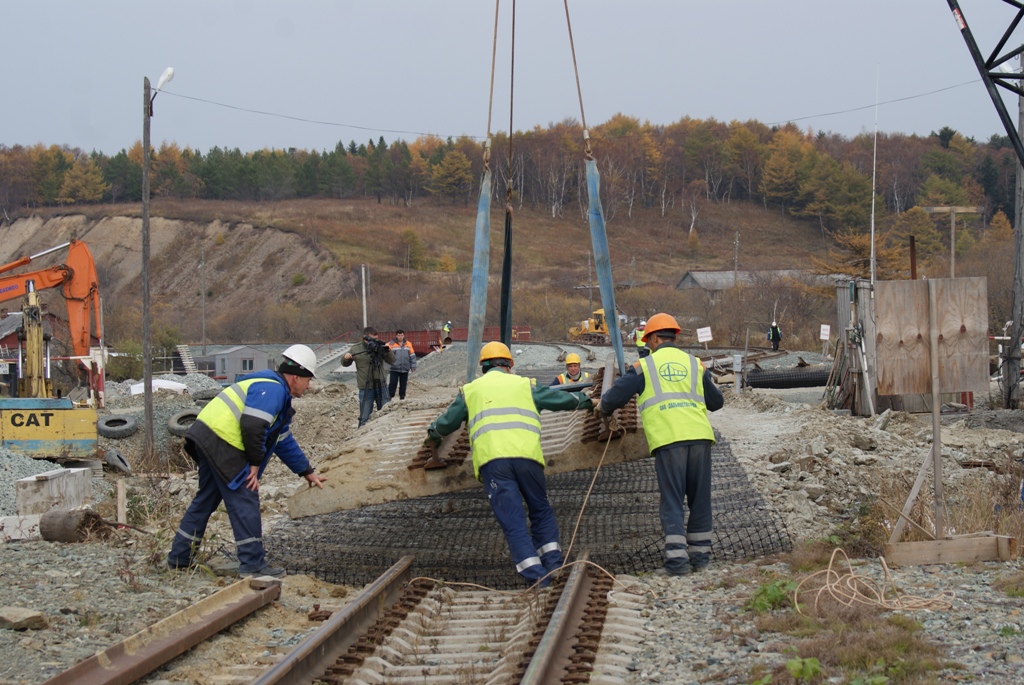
[44,553,648,685]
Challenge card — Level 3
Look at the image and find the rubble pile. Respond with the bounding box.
[720,388,1024,542]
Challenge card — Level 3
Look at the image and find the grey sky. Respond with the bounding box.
[5,1,1024,156]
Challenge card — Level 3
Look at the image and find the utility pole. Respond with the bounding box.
[199,245,206,356]
[361,264,368,328]
[919,206,982,278]
[733,231,740,287]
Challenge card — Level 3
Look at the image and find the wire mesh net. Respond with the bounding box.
[266,433,791,589]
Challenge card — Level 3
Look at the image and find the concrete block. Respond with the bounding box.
[15,468,93,516]
[0,515,41,542]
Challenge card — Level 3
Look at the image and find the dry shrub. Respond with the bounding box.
[780,540,843,573]
[871,462,1024,546]
[992,571,1024,597]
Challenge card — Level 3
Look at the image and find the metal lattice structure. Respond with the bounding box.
[266,434,791,590]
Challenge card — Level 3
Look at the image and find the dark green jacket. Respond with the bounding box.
[341,340,395,389]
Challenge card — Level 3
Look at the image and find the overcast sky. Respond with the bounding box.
[6,1,1024,156]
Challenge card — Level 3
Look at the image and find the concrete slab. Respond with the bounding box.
[15,467,93,516]
[288,404,649,519]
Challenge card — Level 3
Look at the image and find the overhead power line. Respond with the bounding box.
[163,78,986,145]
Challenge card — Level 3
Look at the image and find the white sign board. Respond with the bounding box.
[0,362,7,375]
[696,326,713,343]
[819,324,831,341]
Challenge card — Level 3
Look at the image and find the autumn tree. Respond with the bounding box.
[57,157,109,204]
[429,150,473,205]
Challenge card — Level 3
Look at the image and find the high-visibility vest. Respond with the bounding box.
[463,370,543,479]
[557,371,591,384]
[198,377,282,452]
[634,328,647,349]
[636,346,715,451]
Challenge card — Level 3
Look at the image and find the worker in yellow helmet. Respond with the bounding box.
[551,353,591,386]
[594,313,724,576]
[424,341,593,587]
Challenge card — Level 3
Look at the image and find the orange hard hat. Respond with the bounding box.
[642,313,681,342]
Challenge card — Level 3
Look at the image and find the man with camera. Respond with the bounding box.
[342,326,396,427]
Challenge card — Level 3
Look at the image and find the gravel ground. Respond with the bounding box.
[3,351,1024,684]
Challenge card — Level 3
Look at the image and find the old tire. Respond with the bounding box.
[104,449,132,475]
[168,409,200,437]
[97,415,138,439]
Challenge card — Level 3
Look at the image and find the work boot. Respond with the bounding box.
[166,559,197,571]
[241,565,286,578]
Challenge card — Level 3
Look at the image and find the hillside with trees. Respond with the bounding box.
[0,115,1017,354]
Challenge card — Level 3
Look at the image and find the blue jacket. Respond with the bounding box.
[187,369,312,484]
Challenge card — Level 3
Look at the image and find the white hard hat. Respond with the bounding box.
[281,344,318,378]
[640,319,647,326]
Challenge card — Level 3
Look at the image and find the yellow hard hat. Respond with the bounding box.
[565,353,581,365]
[642,313,681,342]
[479,341,514,365]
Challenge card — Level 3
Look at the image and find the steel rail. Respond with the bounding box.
[519,552,593,685]
[41,577,281,685]
[251,555,414,685]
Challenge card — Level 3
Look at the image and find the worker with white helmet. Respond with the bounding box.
[424,341,593,587]
[768,320,783,352]
[595,314,724,576]
[550,353,591,386]
[633,319,650,358]
[168,344,326,578]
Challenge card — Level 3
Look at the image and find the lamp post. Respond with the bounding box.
[142,67,174,460]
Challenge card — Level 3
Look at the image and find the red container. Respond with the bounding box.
[380,326,532,356]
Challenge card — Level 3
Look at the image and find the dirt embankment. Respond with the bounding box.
[0,214,354,339]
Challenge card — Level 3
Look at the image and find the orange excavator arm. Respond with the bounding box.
[0,239,101,358]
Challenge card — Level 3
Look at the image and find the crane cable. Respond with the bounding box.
[562,0,591,158]
[562,0,626,373]
[466,0,505,382]
[499,1,516,347]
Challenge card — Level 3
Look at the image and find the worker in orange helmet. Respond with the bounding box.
[424,341,593,587]
[594,313,724,576]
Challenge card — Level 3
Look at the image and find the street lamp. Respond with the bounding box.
[142,66,173,461]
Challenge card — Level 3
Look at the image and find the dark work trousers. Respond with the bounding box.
[357,384,389,427]
[168,446,266,573]
[388,370,409,400]
[479,458,562,585]
[653,441,713,573]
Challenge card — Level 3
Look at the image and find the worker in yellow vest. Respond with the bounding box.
[551,353,591,386]
[633,319,649,358]
[594,313,724,575]
[424,341,593,587]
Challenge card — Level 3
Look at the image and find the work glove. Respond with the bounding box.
[423,428,443,449]
[591,402,608,419]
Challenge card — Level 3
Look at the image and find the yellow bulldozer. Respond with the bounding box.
[568,308,616,345]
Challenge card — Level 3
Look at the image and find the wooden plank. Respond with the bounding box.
[33,470,68,481]
[875,280,930,396]
[875,278,988,396]
[932,277,989,393]
[885,536,1016,567]
[116,479,126,525]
